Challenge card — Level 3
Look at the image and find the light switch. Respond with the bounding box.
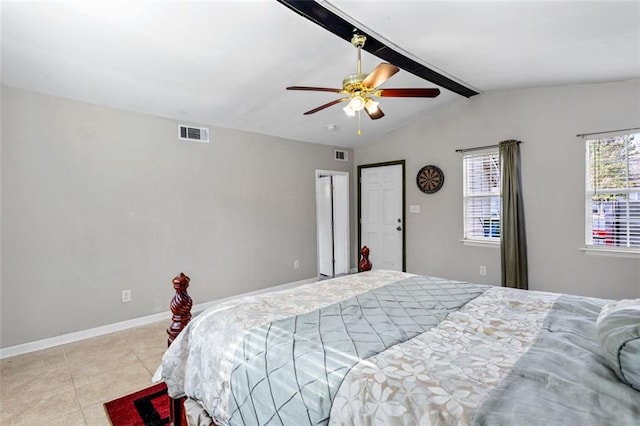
[410,204,421,213]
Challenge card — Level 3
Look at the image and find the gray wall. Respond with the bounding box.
[3,80,639,348]
[355,79,640,299]
[1,87,353,347]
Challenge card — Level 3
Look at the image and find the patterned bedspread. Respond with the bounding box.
[153,270,639,425]
[329,284,559,425]
[472,295,640,425]
[228,276,489,425]
[155,270,416,423]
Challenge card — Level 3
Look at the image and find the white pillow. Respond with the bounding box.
[596,298,640,390]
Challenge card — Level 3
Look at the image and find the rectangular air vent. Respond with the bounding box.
[178,124,210,143]
[334,149,348,161]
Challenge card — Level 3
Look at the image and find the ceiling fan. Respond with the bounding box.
[286,34,441,134]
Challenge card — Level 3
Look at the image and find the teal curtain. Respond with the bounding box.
[499,140,528,289]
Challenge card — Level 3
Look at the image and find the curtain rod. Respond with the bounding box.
[455,141,521,153]
[576,126,640,138]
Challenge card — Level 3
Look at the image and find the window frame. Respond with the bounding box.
[584,132,640,256]
[462,148,502,245]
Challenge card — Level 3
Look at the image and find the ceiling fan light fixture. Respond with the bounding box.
[348,95,366,112]
[343,103,356,116]
[364,98,379,112]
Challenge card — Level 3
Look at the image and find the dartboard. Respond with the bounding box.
[416,165,444,194]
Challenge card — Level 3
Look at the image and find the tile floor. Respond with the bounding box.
[0,320,169,425]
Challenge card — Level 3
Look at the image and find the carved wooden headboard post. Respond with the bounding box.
[167,272,193,347]
[167,273,193,426]
[359,246,372,272]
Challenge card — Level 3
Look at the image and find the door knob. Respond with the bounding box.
[397,226,402,231]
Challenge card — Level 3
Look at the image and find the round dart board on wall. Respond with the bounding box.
[416,165,445,194]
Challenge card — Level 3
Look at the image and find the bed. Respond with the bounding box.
[153,269,639,425]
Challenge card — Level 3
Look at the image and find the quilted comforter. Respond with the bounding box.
[153,270,639,425]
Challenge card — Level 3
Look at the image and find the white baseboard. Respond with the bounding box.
[0,276,317,359]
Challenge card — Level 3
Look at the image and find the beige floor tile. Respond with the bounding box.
[65,333,141,379]
[64,332,129,361]
[1,357,72,396]
[82,403,112,425]
[50,409,86,426]
[0,367,77,420]
[74,360,153,408]
[68,348,141,380]
[141,352,165,376]
[121,320,167,337]
[120,320,168,339]
[65,332,129,354]
[2,409,85,426]
[0,322,170,425]
[120,322,168,361]
[0,346,67,377]
[0,377,80,424]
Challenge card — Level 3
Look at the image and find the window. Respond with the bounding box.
[585,132,640,251]
[463,149,501,242]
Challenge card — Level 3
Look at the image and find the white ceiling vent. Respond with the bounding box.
[334,149,348,161]
[178,124,210,143]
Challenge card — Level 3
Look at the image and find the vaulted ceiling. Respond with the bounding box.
[2,1,639,148]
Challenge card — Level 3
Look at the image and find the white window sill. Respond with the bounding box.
[460,239,500,248]
[580,247,640,259]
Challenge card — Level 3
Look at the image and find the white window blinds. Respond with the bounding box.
[586,132,640,250]
[463,150,501,241]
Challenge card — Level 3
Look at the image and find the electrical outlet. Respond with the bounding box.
[294,260,300,269]
[121,289,132,303]
[479,266,487,276]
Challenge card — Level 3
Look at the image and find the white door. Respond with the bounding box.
[360,163,404,271]
[316,171,350,277]
[331,174,349,275]
[316,176,334,276]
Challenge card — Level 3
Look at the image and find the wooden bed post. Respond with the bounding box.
[167,272,192,426]
[359,245,372,272]
[168,272,192,346]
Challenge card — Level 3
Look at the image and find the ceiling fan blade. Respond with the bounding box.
[303,97,349,115]
[287,86,342,93]
[362,63,400,89]
[365,104,384,120]
[377,88,441,98]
